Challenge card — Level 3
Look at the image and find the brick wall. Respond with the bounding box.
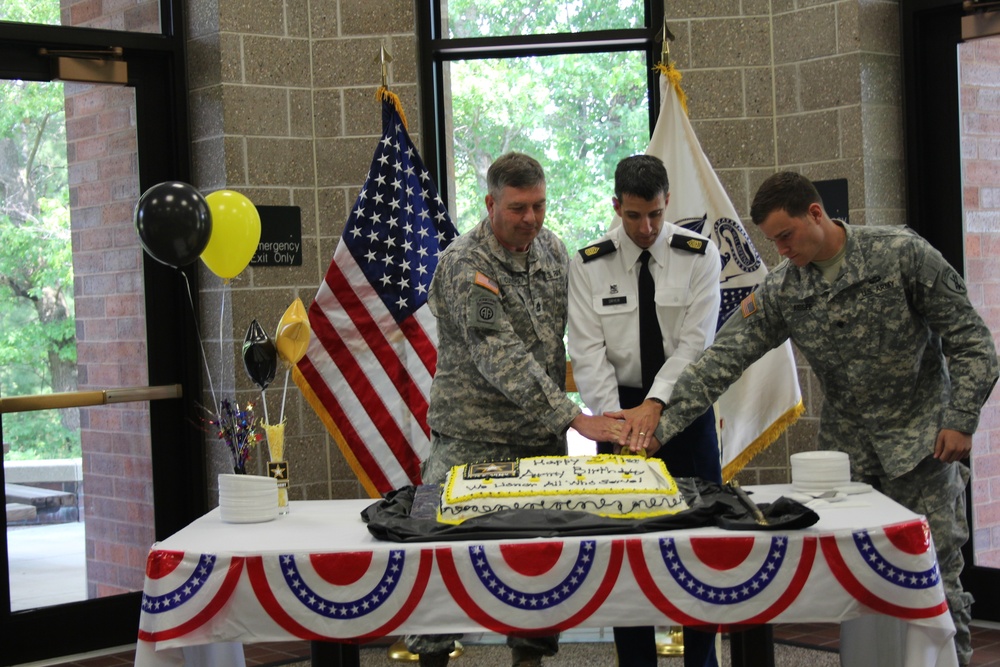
[65,1,158,598]
[959,35,1000,568]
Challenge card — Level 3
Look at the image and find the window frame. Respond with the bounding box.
[414,0,665,206]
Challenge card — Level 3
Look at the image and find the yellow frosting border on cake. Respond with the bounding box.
[437,454,685,524]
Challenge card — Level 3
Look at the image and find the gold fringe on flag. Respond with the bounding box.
[721,399,806,482]
[376,86,408,131]
[653,62,689,116]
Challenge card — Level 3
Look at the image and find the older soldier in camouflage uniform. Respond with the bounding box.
[616,171,998,666]
[407,152,623,667]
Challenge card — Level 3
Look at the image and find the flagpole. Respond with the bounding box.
[653,22,692,660]
[379,43,391,89]
[375,44,462,663]
[661,17,672,65]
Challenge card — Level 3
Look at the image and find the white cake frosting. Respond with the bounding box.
[437,454,688,524]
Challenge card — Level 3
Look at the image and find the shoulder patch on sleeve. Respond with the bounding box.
[670,233,708,254]
[941,266,968,295]
[474,271,500,295]
[578,240,617,262]
[741,292,758,318]
[469,290,503,330]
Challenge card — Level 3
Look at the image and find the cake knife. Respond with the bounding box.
[730,480,769,526]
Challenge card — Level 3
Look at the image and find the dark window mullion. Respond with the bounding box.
[429,28,655,60]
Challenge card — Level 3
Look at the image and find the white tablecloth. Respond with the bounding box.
[133,485,958,667]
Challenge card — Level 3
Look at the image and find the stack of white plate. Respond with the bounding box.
[790,451,850,493]
[218,473,278,523]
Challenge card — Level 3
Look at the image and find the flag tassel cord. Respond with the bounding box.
[653,61,689,116]
[376,86,408,131]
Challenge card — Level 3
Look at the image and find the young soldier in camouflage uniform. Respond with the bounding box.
[617,171,998,666]
[406,152,624,667]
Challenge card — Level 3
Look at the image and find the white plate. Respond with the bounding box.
[790,451,849,462]
[220,508,277,523]
[833,482,873,495]
[219,473,276,488]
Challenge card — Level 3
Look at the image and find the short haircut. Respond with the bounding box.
[750,171,823,225]
[614,154,669,201]
[486,152,546,200]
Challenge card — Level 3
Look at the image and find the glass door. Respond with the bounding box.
[0,13,206,664]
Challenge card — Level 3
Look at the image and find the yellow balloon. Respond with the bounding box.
[275,298,311,366]
[201,190,261,279]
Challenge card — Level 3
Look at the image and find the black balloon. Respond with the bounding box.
[242,319,277,391]
[134,181,212,268]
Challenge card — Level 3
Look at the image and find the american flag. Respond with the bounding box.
[294,94,458,496]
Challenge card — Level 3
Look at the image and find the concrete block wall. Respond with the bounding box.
[664,0,904,484]
[184,0,904,497]
[185,0,419,502]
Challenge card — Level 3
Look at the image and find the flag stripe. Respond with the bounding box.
[322,255,433,433]
[296,96,457,495]
[296,354,393,492]
[306,294,425,483]
[299,320,428,491]
[398,314,437,377]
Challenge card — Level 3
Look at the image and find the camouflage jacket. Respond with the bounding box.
[657,222,999,479]
[427,217,581,447]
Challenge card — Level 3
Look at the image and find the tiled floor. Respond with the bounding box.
[21,623,1000,666]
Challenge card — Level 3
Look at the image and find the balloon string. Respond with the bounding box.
[279,368,290,424]
[219,282,226,408]
[260,389,269,424]
[181,271,219,418]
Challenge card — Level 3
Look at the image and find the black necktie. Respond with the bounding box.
[638,250,665,393]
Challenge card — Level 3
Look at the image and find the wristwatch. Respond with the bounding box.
[648,397,667,409]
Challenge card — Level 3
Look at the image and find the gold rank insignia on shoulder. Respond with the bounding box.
[578,239,616,262]
[669,233,707,254]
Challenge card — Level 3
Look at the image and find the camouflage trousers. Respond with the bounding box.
[861,457,972,666]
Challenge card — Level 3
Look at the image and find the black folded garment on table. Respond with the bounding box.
[362,479,819,542]
[713,491,821,531]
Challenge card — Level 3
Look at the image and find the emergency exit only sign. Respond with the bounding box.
[250,205,302,266]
